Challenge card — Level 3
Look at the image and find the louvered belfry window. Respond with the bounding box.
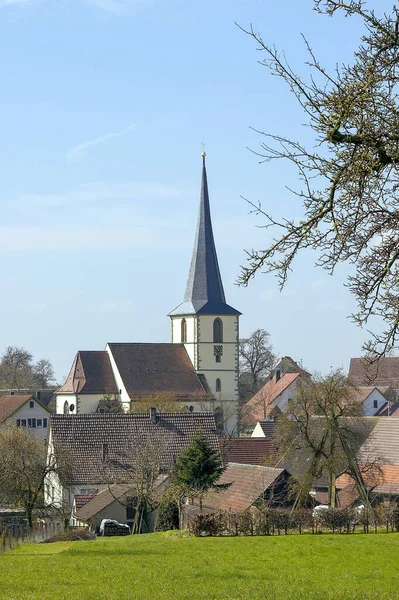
[213,318,223,343]
[181,318,187,343]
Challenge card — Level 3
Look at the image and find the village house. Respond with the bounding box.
[45,410,220,529]
[0,394,51,440]
[241,371,303,430]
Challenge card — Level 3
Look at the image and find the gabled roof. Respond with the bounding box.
[203,463,286,512]
[0,394,49,423]
[349,357,399,389]
[107,343,210,401]
[57,351,118,395]
[169,156,240,317]
[242,373,301,425]
[50,412,220,485]
[222,438,277,466]
[74,477,168,522]
[253,420,276,438]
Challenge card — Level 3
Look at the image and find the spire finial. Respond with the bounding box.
[201,139,206,158]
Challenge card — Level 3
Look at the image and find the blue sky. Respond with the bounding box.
[0,0,391,381]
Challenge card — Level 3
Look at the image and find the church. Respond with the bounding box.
[55,152,241,435]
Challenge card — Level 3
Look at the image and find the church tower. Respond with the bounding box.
[169,152,241,435]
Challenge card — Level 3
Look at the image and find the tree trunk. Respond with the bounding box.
[328,472,336,509]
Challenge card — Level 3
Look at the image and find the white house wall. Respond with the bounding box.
[362,389,387,416]
[7,400,50,440]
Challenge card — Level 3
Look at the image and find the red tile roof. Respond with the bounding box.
[337,465,399,497]
[57,351,118,395]
[203,463,286,512]
[242,373,301,425]
[0,395,34,422]
[222,438,277,466]
[74,494,96,511]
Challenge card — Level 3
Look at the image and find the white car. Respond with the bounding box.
[99,519,130,536]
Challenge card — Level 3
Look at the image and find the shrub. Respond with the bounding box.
[155,500,179,532]
[189,513,223,537]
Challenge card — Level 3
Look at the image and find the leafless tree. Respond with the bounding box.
[239,329,277,401]
[238,1,399,356]
[97,394,124,414]
[276,370,377,509]
[32,359,55,388]
[0,426,69,527]
[103,436,169,534]
[0,346,55,389]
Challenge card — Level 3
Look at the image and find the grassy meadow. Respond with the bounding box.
[1,532,399,600]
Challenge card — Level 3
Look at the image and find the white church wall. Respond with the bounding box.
[105,344,130,411]
[171,316,197,366]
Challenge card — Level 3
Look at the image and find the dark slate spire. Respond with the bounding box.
[169,155,240,316]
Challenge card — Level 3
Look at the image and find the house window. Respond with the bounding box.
[37,418,42,427]
[216,378,221,392]
[43,418,48,428]
[63,401,69,415]
[21,419,26,427]
[29,400,35,409]
[373,400,378,409]
[16,419,20,427]
[181,318,187,343]
[28,418,36,428]
[213,318,223,343]
[216,355,221,363]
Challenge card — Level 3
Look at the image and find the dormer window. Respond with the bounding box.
[181,318,187,343]
[213,318,223,343]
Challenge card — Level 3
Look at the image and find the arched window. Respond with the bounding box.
[213,318,223,342]
[181,318,187,343]
[216,378,222,392]
[63,401,69,415]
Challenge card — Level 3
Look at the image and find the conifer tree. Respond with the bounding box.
[172,433,230,509]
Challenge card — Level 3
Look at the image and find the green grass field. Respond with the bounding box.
[1,532,399,600]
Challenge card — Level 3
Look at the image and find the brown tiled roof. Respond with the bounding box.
[203,463,286,512]
[0,395,34,422]
[108,343,210,401]
[222,438,277,466]
[349,357,399,390]
[242,373,300,425]
[57,351,118,395]
[50,412,220,485]
[74,494,96,511]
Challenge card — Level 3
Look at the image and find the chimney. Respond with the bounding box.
[150,407,157,424]
[275,369,281,382]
